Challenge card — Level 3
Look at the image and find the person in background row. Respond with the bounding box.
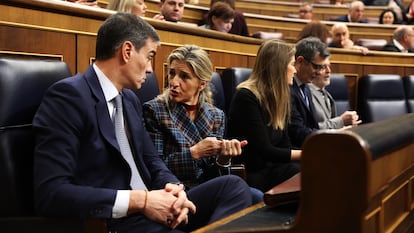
[364,0,406,23]
[309,60,362,129]
[32,13,252,233]
[382,25,414,52]
[227,39,301,192]
[199,2,235,33]
[334,1,368,23]
[154,0,185,22]
[66,0,99,7]
[378,8,399,24]
[328,23,369,55]
[143,45,263,203]
[107,0,147,17]
[299,2,313,20]
[330,0,344,5]
[296,20,331,44]
[405,0,414,24]
[199,0,249,36]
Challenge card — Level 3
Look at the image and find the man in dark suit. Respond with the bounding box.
[334,0,368,23]
[33,13,251,233]
[382,25,414,53]
[288,37,330,148]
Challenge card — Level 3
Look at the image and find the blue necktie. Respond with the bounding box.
[300,84,310,109]
[113,94,147,190]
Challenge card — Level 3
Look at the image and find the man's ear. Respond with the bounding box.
[296,56,305,64]
[121,41,134,63]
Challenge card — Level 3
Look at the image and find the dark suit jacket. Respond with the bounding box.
[382,42,414,52]
[334,15,368,23]
[288,79,319,148]
[33,66,179,220]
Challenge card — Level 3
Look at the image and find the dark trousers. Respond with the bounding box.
[107,175,252,233]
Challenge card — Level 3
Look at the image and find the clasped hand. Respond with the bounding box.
[141,183,196,229]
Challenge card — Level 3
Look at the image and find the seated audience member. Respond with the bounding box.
[200,0,249,37]
[382,25,414,52]
[288,37,328,148]
[107,0,147,17]
[378,9,399,24]
[143,45,263,203]
[67,0,99,7]
[227,39,301,192]
[33,13,252,233]
[199,2,235,33]
[329,23,369,54]
[406,0,414,24]
[299,2,313,20]
[309,62,362,129]
[364,0,406,23]
[331,0,344,5]
[334,1,368,23]
[154,0,185,22]
[296,20,331,44]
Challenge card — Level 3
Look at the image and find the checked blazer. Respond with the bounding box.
[143,98,225,187]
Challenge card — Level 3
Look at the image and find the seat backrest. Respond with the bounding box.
[355,38,387,51]
[0,59,71,127]
[210,72,226,112]
[325,73,350,115]
[403,75,414,113]
[133,72,160,104]
[0,58,71,217]
[357,74,407,123]
[221,67,252,113]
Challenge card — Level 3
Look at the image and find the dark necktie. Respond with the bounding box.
[300,84,310,109]
[113,94,147,190]
[320,89,332,114]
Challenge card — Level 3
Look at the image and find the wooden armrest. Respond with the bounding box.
[263,172,301,207]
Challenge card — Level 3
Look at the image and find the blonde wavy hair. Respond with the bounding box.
[158,45,214,108]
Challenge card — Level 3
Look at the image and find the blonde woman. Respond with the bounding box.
[227,40,301,192]
[143,45,263,203]
[107,0,147,17]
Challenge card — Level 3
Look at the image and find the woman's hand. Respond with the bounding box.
[190,137,248,159]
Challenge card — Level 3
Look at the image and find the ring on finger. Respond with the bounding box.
[166,218,173,225]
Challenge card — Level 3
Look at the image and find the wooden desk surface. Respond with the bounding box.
[193,202,298,233]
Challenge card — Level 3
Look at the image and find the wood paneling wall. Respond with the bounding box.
[1,0,414,111]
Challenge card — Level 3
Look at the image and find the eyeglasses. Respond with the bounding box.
[305,58,330,71]
[299,10,311,13]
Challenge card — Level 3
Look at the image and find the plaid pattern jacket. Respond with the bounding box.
[143,98,225,187]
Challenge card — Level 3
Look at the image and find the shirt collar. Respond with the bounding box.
[393,39,407,52]
[294,76,306,87]
[93,63,119,102]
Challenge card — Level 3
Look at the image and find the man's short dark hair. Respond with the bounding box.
[95,13,160,60]
[295,37,330,61]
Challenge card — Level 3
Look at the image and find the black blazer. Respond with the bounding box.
[334,15,368,23]
[382,42,414,52]
[288,79,319,148]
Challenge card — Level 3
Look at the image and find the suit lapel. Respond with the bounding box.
[84,66,120,151]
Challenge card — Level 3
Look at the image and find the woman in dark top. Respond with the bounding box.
[227,39,301,192]
[199,0,249,36]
